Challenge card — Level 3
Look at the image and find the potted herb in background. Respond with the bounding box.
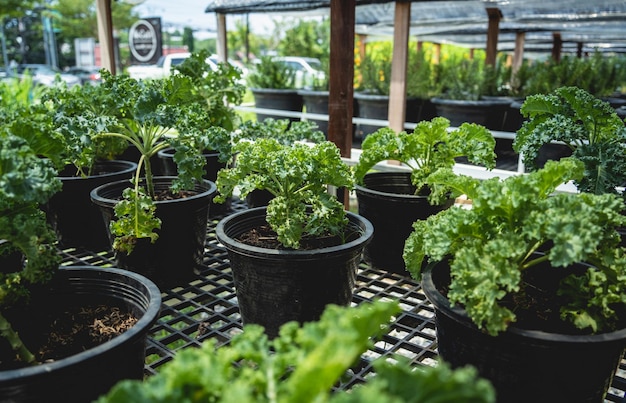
[156,50,246,216]
[403,158,626,402]
[513,86,626,191]
[247,55,303,123]
[214,138,374,338]
[354,46,439,144]
[99,299,495,402]
[353,117,496,275]
[0,133,161,403]
[90,71,225,288]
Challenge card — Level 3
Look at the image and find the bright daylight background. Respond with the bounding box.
[133,0,279,38]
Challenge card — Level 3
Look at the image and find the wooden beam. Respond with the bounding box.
[328,0,355,158]
[388,1,411,133]
[485,7,502,67]
[96,0,115,74]
[216,13,227,62]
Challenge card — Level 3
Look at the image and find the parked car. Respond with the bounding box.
[65,65,102,85]
[16,64,81,87]
[273,56,325,89]
[127,53,217,80]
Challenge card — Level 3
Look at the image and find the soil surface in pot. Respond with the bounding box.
[0,302,138,370]
[238,224,360,250]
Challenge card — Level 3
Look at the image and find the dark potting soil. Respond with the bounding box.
[237,224,346,250]
[0,304,138,371]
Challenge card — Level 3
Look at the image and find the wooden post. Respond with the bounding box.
[552,32,562,62]
[512,31,526,75]
[433,43,441,64]
[485,7,502,67]
[329,0,355,209]
[388,2,411,133]
[96,0,115,74]
[216,13,227,62]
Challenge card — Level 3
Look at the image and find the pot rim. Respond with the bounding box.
[58,160,138,182]
[0,266,161,380]
[216,206,374,258]
[422,264,626,344]
[90,176,217,207]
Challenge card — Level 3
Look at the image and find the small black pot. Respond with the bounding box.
[355,172,451,275]
[156,147,231,216]
[44,160,137,251]
[250,88,303,123]
[90,177,216,288]
[422,262,626,403]
[0,266,161,403]
[298,89,330,135]
[216,207,373,338]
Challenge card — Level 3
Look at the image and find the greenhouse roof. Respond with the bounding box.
[204,0,626,54]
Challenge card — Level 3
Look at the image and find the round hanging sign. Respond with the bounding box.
[129,19,158,63]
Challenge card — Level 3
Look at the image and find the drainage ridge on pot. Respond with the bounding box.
[216,207,373,338]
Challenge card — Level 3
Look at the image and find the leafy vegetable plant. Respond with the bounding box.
[95,70,234,254]
[0,133,62,363]
[233,117,326,145]
[513,86,626,195]
[403,158,626,336]
[99,299,495,403]
[353,117,496,204]
[215,138,354,249]
[247,56,297,89]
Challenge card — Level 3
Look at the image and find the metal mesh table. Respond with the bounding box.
[57,199,626,401]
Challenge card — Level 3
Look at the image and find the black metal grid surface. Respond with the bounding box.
[58,199,626,401]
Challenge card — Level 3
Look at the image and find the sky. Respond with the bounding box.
[132,0,278,36]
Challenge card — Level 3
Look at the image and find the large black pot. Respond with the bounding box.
[90,177,216,288]
[431,97,511,131]
[355,172,450,275]
[157,147,230,216]
[422,262,626,403]
[0,266,161,403]
[354,92,434,143]
[44,160,137,251]
[216,207,373,338]
[250,88,303,123]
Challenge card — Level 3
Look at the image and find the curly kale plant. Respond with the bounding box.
[215,138,354,249]
[95,70,234,254]
[0,134,62,364]
[247,56,297,89]
[99,299,495,403]
[353,117,496,204]
[233,117,325,145]
[513,86,626,195]
[403,158,626,336]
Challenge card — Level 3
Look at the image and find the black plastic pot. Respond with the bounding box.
[44,160,137,251]
[355,172,451,275]
[216,207,373,338]
[431,97,512,131]
[0,266,161,403]
[298,89,330,135]
[90,177,216,288]
[157,147,230,216]
[422,262,626,403]
[250,88,303,123]
[353,93,434,142]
